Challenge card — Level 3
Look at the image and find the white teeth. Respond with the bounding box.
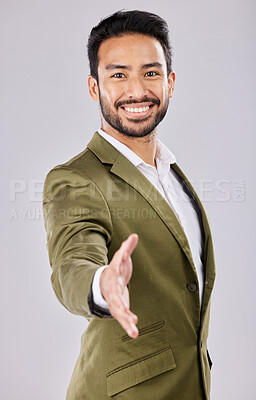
[124,106,150,113]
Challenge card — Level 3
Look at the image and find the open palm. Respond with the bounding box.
[100,233,139,338]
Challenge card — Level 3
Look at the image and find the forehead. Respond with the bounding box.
[97,34,166,69]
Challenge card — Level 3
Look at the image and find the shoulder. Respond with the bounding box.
[44,144,104,183]
[43,146,105,200]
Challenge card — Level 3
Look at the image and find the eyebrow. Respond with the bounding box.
[141,62,164,69]
[105,64,131,70]
[105,62,164,71]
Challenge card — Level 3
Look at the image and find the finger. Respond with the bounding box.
[109,297,139,338]
[111,234,138,274]
[115,234,138,275]
[117,259,132,284]
[107,288,138,325]
[121,234,139,259]
[116,313,138,339]
[106,283,139,338]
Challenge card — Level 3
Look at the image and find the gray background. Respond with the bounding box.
[1,0,255,398]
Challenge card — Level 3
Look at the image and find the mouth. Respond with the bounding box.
[119,103,155,118]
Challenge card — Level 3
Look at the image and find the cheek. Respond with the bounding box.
[100,83,121,105]
[161,87,170,103]
[150,82,168,102]
[161,83,169,98]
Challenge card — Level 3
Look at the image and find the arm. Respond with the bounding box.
[42,166,113,320]
[43,165,139,337]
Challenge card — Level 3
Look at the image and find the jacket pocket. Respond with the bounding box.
[106,346,176,397]
[207,349,213,370]
[121,320,165,342]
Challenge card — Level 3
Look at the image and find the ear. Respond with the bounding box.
[88,75,99,102]
[167,70,176,99]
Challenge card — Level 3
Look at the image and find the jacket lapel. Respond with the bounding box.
[87,131,213,281]
[110,153,197,271]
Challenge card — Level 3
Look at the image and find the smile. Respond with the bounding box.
[123,106,150,113]
[120,104,155,118]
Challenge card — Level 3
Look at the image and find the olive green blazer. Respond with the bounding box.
[43,131,216,400]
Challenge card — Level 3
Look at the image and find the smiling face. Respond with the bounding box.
[88,34,175,138]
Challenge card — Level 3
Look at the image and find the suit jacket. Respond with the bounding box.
[42,131,216,400]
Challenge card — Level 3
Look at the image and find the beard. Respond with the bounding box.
[98,90,169,138]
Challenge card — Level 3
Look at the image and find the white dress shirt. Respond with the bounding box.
[91,128,205,311]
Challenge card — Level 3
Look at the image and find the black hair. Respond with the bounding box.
[87,10,172,81]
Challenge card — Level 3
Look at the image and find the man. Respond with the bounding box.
[43,10,216,400]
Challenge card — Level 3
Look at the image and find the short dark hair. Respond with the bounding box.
[87,10,172,81]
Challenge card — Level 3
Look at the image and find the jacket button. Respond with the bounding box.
[187,282,198,293]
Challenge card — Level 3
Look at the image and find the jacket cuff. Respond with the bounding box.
[88,280,112,318]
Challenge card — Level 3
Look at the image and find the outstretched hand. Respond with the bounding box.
[100,233,139,338]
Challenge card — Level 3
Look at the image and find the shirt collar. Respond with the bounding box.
[97,128,176,168]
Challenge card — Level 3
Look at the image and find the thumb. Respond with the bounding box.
[116,234,138,277]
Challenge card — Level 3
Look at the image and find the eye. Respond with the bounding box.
[145,71,159,77]
[111,72,125,78]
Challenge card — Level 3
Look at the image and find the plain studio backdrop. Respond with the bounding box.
[1,0,255,398]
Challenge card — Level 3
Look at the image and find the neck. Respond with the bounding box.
[100,124,157,168]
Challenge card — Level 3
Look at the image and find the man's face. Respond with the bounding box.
[89,34,175,138]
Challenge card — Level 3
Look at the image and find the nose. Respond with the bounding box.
[126,76,149,98]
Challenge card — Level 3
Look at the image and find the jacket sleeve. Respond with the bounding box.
[42,166,113,320]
